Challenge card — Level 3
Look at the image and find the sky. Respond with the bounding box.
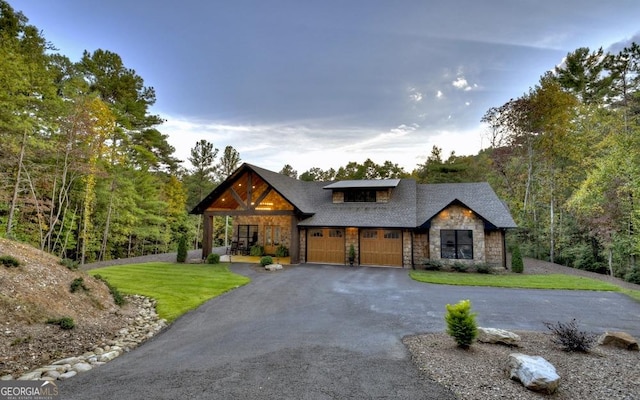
[9,1,640,174]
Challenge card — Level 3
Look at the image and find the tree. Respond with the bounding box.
[279,164,297,178]
[216,145,241,182]
[554,47,614,104]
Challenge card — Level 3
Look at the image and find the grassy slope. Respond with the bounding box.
[89,262,250,322]
[409,270,640,301]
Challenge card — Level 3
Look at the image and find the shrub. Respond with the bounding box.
[59,258,79,270]
[625,267,640,284]
[444,299,478,349]
[544,319,597,352]
[206,253,220,264]
[475,263,492,274]
[275,244,289,257]
[93,274,126,306]
[250,245,265,257]
[451,262,468,272]
[0,255,20,268]
[511,244,524,273]
[260,256,273,267]
[176,235,188,263]
[70,277,88,293]
[47,317,75,330]
[423,259,443,271]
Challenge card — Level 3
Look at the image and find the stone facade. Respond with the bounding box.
[429,204,486,264]
[484,230,505,267]
[413,232,430,263]
[233,215,292,255]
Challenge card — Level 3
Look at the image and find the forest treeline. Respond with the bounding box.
[1,2,638,282]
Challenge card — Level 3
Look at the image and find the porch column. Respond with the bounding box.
[289,216,299,264]
[202,212,213,259]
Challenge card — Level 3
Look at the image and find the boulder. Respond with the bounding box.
[264,264,283,271]
[507,353,560,394]
[477,327,521,346]
[598,331,639,351]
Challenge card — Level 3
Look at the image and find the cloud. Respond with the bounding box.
[452,76,478,91]
[408,87,423,102]
[436,90,444,99]
[160,113,484,174]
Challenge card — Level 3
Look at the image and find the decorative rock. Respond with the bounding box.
[72,362,93,373]
[44,370,61,379]
[598,331,639,351]
[58,371,77,380]
[1,375,14,381]
[98,351,120,362]
[265,263,283,271]
[478,327,521,346]
[17,371,42,380]
[507,353,560,394]
[52,356,80,366]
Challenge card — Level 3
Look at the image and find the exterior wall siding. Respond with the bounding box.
[429,204,485,264]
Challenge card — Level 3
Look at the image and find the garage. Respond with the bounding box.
[360,229,403,267]
[307,228,345,264]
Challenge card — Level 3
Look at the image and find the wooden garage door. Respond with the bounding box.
[307,228,345,264]
[360,229,402,266]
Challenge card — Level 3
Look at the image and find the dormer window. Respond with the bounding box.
[344,189,377,202]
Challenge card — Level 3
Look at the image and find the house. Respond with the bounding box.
[190,163,517,268]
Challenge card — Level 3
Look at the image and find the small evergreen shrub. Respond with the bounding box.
[70,277,88,293]
[544,319,597,352]
[275,244,289,257]
[250,245,265,256]
[206,253,220,264]
[93,274,126,306]
[260,256,273,267]
[59,258,79,270]
[511,244,524,273]
[452,262,468,272]
[444,299,478,349]
[0,255,20,268]
[423,259,443,271]
[176,235,188,263]
[47,317,75,330]
[475,263,492,274]
[625,267,640,284]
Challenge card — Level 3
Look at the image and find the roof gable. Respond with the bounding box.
[416,182,517,229]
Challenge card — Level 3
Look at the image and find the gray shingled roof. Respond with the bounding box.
[192,164,517,229]
[298,179,417,228]
[323,179,400,189]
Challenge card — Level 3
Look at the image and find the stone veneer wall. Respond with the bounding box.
[484,230,505,267]
[402,230,412,267]
[345,227,359,265]
[429,204,485,263]
[299,228,307,262]
[412,232,430,265]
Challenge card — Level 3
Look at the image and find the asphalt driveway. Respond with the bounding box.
[59,264,640,399]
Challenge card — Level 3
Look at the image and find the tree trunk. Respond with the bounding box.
[6,129,28,237]
[549,195,555,264]
[99,181,115,261]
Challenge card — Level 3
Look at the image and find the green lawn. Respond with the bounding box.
[89,262,250,322]
[409,270,637,294]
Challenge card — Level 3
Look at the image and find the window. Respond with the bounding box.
[237,225,258,248]
[329,229,343,238]
[362,230,378,239]
[310,229,323,237]
[265,226,281,245]
[383,230,400,239]
[440,230,473,259]
[343,189,376,202]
